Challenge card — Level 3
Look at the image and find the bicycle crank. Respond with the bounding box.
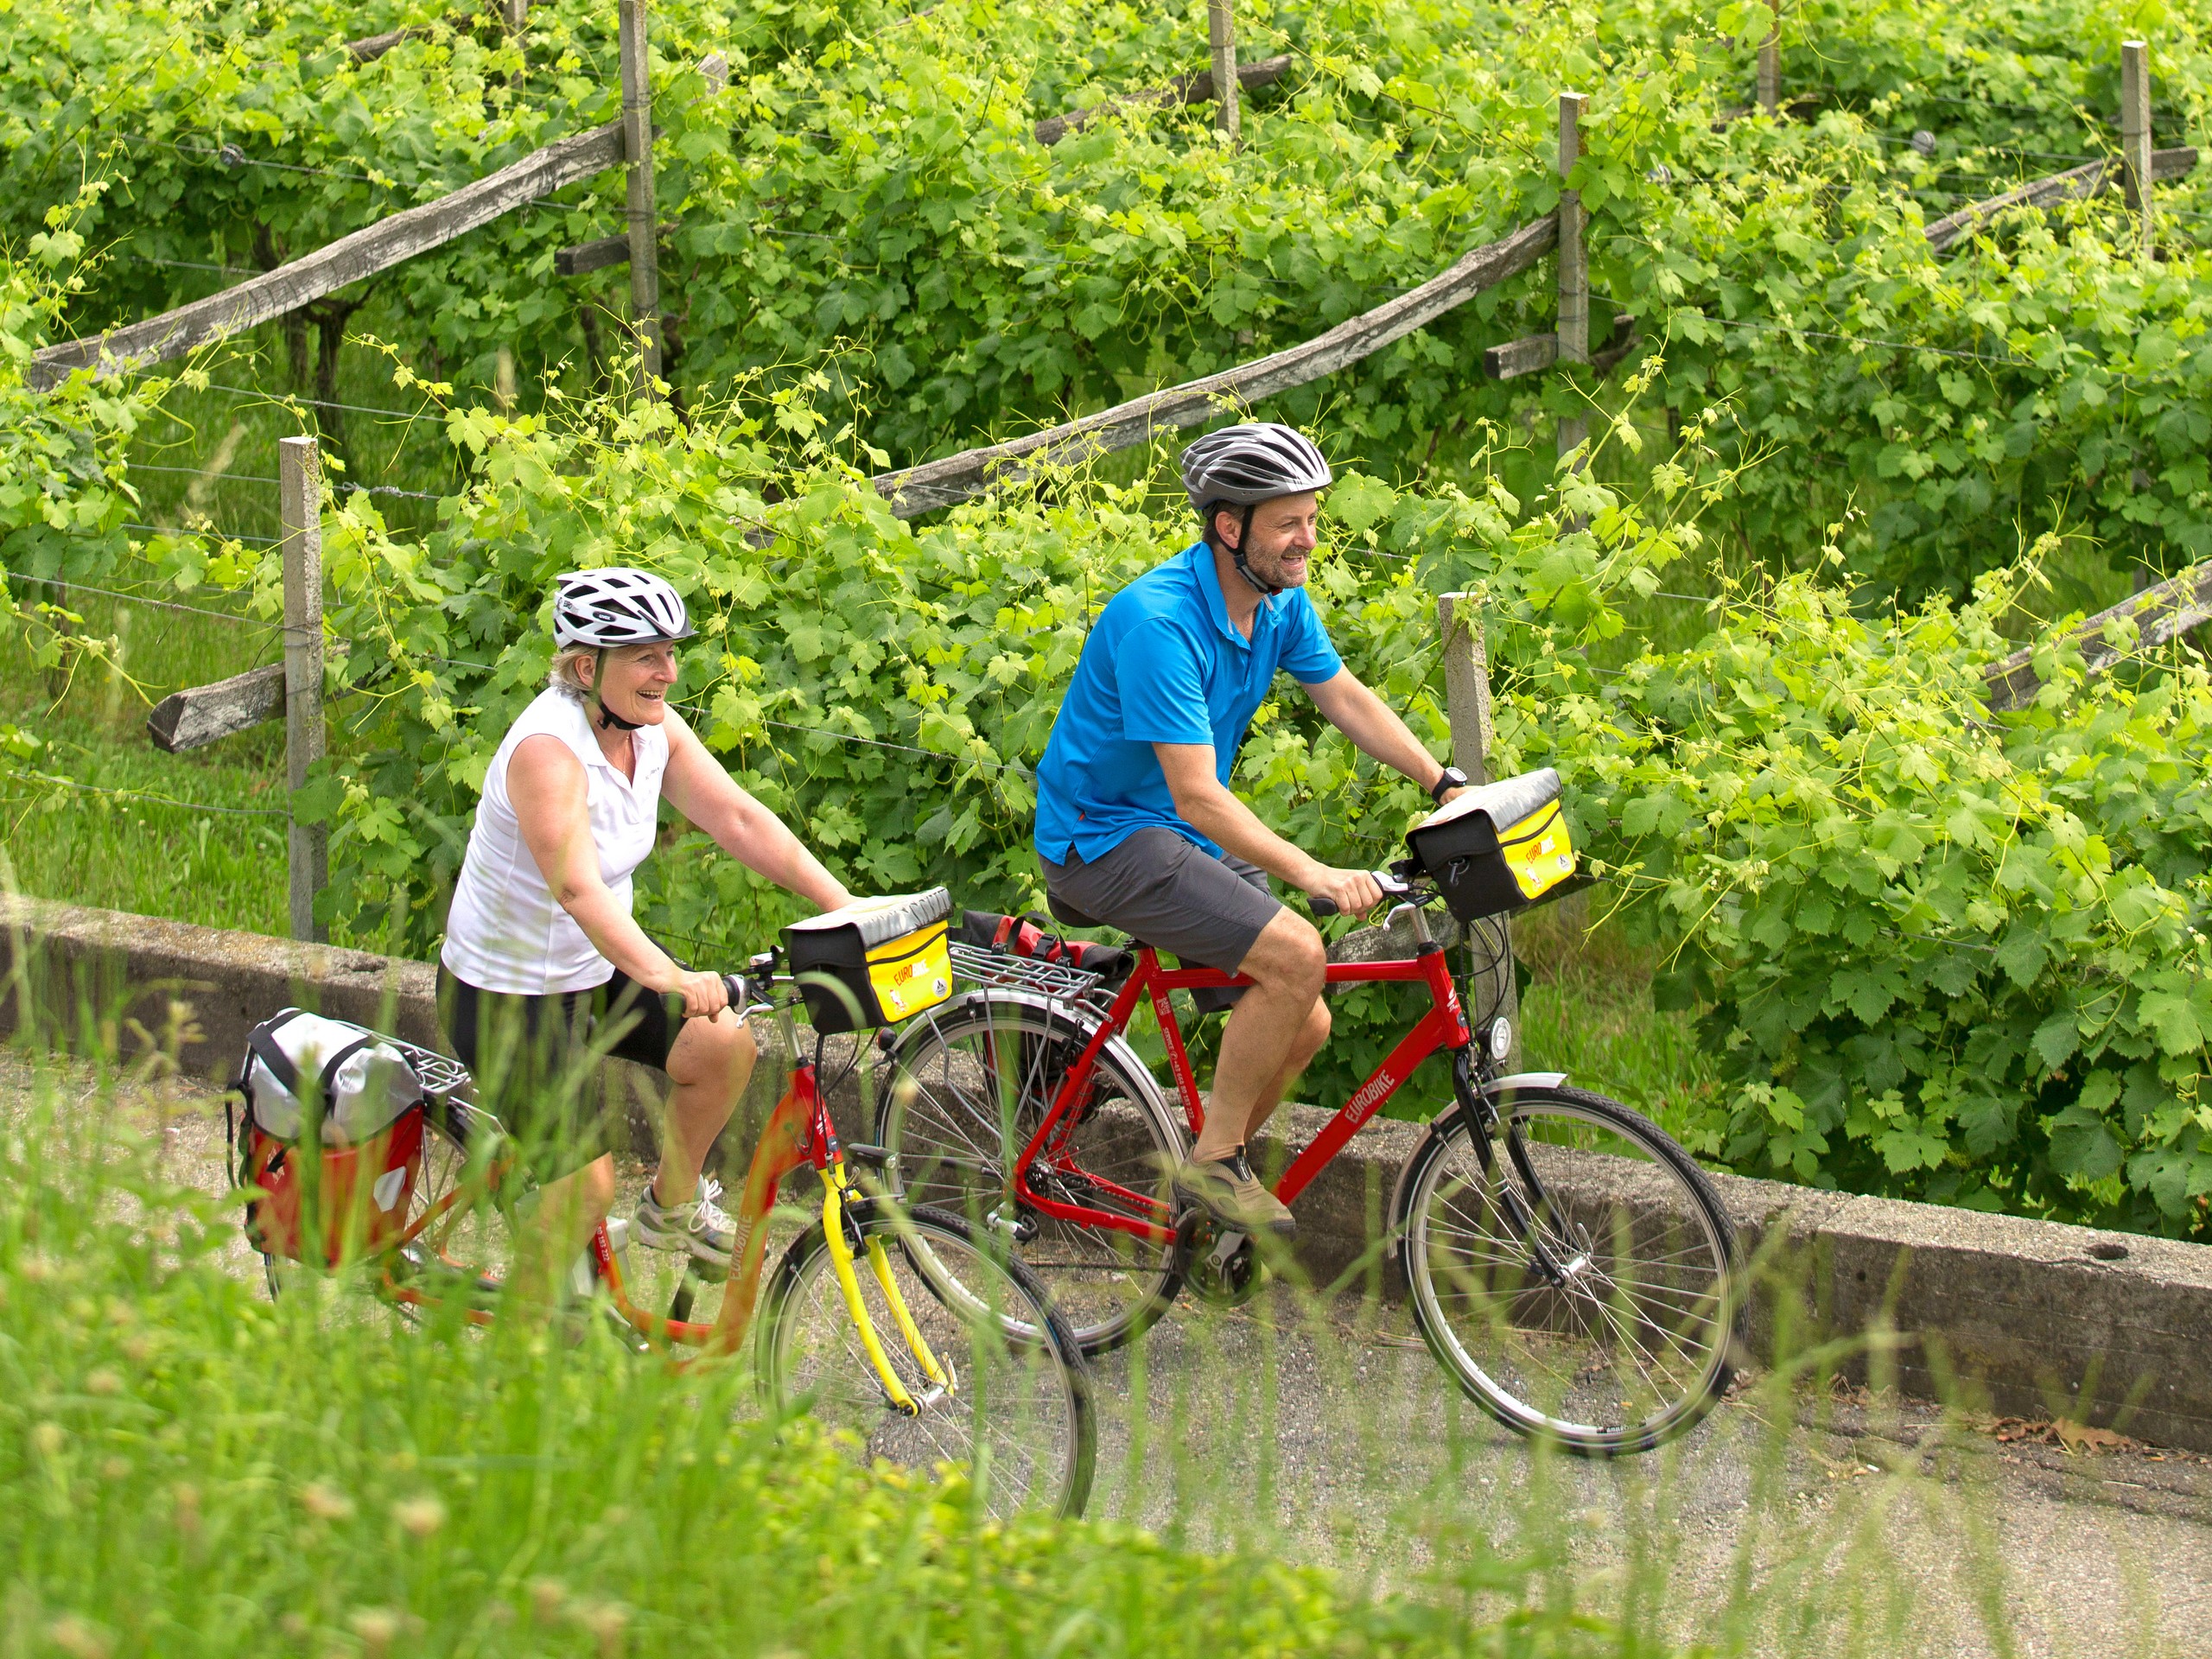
[1175,1211,1263,1306]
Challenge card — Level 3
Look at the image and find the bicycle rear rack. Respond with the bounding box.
[948,941,1112,1008]
[380,1034,475,1103]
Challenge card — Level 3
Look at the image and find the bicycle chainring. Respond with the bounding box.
[1175,1211,1263,1306]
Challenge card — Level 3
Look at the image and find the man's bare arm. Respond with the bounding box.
[1154,743,1382,915]
[1300,669,1457,797]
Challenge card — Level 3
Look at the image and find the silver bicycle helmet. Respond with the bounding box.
[1179,423,1334,596]
[552,567,695,649]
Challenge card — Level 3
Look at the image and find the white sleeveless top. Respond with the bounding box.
[440,687,670,995]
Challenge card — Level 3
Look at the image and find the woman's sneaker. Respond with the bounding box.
[634,1174,739,1266]
[1172,1148,1296,1238]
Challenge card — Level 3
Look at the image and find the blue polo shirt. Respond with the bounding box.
[1034,543,1344,864]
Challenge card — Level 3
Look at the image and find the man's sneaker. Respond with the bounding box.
[634,1174,739,1267]
[1173,1148,1295,1238]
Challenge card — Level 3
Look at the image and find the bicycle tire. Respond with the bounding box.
[1395,1084,1742,1455]
[758,1199,1096,1520]
[878,991,1185,1355]
[261,1099,514,1311]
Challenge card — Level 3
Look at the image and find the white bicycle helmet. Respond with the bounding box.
[1179,423,1334,596]
[552,567,695,649]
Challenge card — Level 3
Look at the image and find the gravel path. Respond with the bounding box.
[8,1045,2209,1656]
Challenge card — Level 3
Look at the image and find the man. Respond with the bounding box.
[1032,423,1468,1239]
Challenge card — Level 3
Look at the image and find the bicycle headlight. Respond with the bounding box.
[1488,1017,1513,1063]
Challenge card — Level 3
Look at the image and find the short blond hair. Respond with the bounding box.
[549,646,596,696]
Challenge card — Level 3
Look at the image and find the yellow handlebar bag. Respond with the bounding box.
[784,889,955,1033]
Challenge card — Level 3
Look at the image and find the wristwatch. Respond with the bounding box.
[1428,765,1469,804]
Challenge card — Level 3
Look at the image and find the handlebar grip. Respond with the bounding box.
[1310,894,1342,918]
[722,973,749,1010]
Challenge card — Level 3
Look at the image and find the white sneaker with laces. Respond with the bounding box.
[634,1173,739,1267]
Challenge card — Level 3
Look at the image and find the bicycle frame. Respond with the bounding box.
[378,989,950,1411]
[1007,932,1472,1247]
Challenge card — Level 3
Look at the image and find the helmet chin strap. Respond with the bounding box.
[586,650,644,733]
[1225,505,1282,597]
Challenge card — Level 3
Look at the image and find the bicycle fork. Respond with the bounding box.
[817,1162,953,1415]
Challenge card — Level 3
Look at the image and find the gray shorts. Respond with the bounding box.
[1040,827,1282,995]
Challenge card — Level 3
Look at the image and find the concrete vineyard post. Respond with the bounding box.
[1556,92,1589,468]
[505,0,527,33]
[620,0,663,395]
[1437,593,1520,1065]
[2122,40,2153,256]
[1209,0,1239,143]
[280,436,327,944]
[1758,1,1780,114]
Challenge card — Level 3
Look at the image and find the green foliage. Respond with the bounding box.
[1508,551,2212,1237]
[0,208,154,674]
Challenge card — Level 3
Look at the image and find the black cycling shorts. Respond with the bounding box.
[435,964,685,1179]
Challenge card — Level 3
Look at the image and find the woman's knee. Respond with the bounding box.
[668,1007,755,1089]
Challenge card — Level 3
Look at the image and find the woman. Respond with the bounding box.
[439,567,851,1299]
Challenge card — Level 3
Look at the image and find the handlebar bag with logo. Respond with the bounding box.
[1405,767,1579,923]
[784,889,955,1033]
[232,1008,430,1264]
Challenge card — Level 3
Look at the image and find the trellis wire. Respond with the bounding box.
[2,766,289,817]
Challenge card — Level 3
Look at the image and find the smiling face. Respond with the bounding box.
[577,641,680,725]
[1213,492,1322,589]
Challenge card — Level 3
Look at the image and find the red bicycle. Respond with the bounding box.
[875,783,1744,1455]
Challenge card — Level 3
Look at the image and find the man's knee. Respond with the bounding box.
[1300,997,1332,1055]
[1238,910,1325,999]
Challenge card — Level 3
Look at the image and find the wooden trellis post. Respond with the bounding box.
[1208,0,1240,143]
[280,436,327,944]
[1758,0,1780,114]
[1437,593,1520,1064]
[1556,92,1589,467]
[2122,40,2153,256]
[619,0,663,395]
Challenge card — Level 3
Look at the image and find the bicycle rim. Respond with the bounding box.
[760,1202,1096,1520]
[1402,1086,1739,1453]
[880,996,1183,1354]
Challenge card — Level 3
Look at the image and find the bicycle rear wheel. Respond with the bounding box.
[1396,1084,1741,1454]
[758,1200,1096,1520]
[879,994,1185,1355]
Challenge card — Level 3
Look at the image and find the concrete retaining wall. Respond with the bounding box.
[6,895,2211,1452]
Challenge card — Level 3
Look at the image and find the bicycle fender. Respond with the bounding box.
[1384,1072,1573,1265]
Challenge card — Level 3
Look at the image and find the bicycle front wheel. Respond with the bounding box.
[1397,1084,1742,1454]
[758,1200,1096,1520]
[879,994,1185,1355]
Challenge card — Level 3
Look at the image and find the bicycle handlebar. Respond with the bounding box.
[1308,868,1415,919]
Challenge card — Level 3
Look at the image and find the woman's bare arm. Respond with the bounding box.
[506,734,728,1014]
[658,715,854,912]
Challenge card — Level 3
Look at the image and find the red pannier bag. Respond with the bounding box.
[231,1009,430,1266]
[957,910,1134,987]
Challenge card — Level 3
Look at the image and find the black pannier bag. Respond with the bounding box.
[1404,766,1580,924]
